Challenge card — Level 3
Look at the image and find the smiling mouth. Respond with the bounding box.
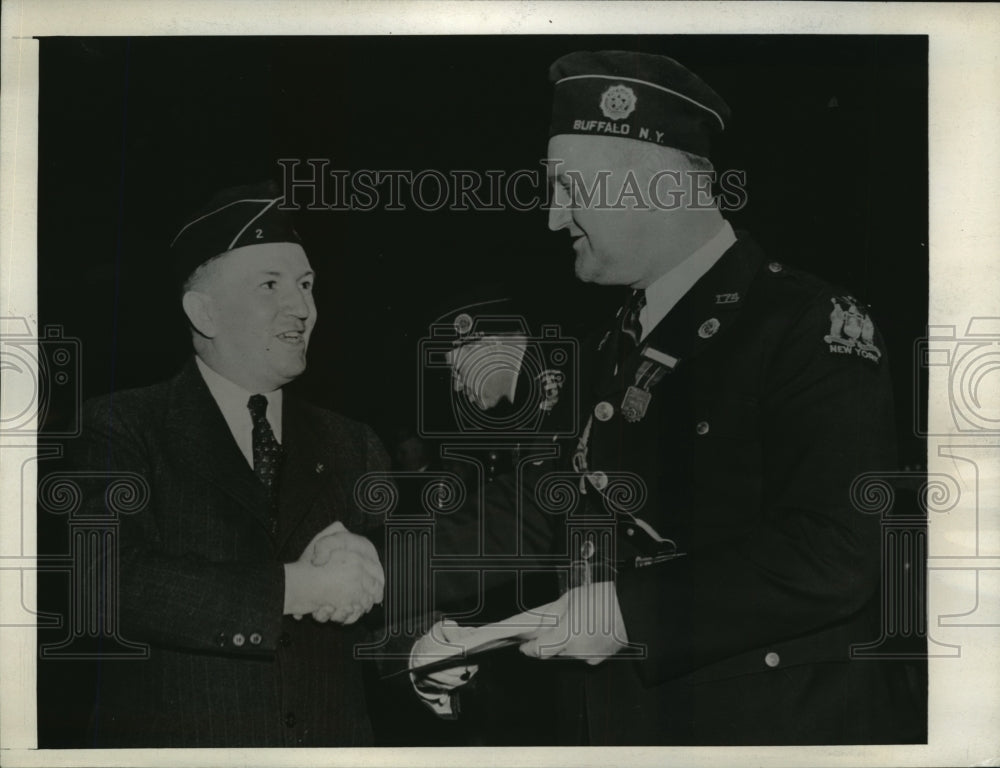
[276,330,306,344]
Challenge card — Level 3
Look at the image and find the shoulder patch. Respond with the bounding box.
[823,296,881,363]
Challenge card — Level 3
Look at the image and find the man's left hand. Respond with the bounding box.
[518,581,629,665]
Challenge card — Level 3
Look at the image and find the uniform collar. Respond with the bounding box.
[640,230,763,365]
[639,220,737,340]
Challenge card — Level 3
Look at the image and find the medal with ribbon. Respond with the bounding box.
[621,345,679,422]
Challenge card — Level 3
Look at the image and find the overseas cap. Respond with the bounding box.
[549,50,731,158]
[171,180,302,285]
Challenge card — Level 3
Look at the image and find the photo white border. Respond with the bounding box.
[2,2,998,766]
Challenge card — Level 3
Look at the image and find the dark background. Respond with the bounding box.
[35,35,927,746]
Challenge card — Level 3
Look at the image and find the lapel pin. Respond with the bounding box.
[315,462,325,474]
[698,318,721,339]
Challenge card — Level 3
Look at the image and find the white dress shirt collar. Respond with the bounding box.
[639,221,737,340]
[195,356,283,467]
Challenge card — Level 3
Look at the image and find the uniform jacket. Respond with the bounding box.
[434,233,925,745]
[71,358,388,747]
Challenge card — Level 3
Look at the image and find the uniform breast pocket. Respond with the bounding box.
[689,396,764,518]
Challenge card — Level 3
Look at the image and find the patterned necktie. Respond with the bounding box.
[247,394,284,510]
[620,289,647,355]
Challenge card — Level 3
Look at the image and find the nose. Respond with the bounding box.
[547,183,573,232]
[283,285,313,320]
[548,204,572,233]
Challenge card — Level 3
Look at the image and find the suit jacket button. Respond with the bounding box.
[285,712,297,728]
[232,633,245,647]
[768,261,783,273]
[696,420,710,435]
[249,632,262,646]
[765,651,780,668]
[279,632,292,648]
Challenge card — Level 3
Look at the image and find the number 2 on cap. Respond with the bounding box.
[255,228,263,239]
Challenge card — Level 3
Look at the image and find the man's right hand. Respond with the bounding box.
[283,522,384,624]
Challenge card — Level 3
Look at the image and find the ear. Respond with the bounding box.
[182,290,217,338]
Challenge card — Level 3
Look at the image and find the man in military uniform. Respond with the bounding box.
[410,51,925,745]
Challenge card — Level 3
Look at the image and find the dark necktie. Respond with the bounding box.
[620,289,647,355]
[247,395,284,521]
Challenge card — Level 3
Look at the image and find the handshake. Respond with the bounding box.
[283,521,385,625]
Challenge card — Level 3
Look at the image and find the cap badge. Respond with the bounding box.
[454,313,474,337]
[824,297,882,363]
[599,84,637,121]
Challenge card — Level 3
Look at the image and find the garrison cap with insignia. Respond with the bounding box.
[171,180,302,286]
[549,50,731,159]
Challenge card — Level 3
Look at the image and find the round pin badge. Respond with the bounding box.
[698,318,721,339]
[594,401,614,422]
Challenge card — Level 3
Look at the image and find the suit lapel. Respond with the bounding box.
[163,359,272,529]
[276,397,345,549]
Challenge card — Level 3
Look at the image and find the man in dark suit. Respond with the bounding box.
[73,181,387,747]
[411,51,925,745]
